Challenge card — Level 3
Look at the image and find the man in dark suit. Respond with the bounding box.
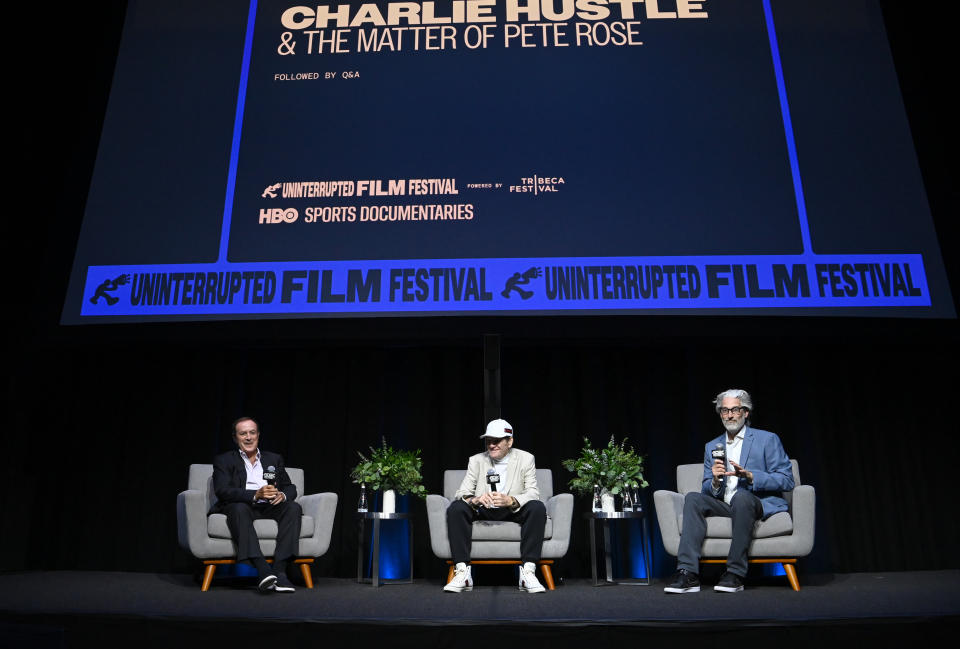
[211,416,301,592]
[664,389,795,594]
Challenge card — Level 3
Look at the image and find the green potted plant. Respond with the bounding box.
[350,437,427,513]
[562,436,648,513]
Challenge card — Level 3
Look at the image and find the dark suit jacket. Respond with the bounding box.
[210,448,297,514]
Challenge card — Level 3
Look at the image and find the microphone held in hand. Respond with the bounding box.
[710,444,726,478]
[486,468,500,492]
[263,466,277,486]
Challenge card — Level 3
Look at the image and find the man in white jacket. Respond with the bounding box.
[443,419,547,594]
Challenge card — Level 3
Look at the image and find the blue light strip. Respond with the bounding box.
[763,0,814,255]
[217,0,258,262]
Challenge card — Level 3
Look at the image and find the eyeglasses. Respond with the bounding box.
[484,437,509,445]
[719,407,747,415]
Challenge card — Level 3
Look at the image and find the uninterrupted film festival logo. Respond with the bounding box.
[252,175,562,226]
[273,1,709,55]
[256,177,474,224]
[83,257,930,315]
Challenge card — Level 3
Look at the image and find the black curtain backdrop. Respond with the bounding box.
[5,330,956,579]
[6,2,958,581]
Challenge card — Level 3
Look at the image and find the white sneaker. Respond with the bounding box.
[518,562,546,593]
[443,563,473,592]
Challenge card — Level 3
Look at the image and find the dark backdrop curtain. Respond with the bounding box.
[6,332,955,579]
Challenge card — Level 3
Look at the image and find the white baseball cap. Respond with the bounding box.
[481,419,514,439]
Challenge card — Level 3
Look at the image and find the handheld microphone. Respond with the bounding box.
[486,469,500,492]
[263,466,277,486]
[710,444,726,482]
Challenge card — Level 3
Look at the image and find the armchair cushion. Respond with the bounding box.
[207,514,316,539]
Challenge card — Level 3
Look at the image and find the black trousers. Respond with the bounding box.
[223,500,302,565]
[446,498,547,565]
[677,490,763,577]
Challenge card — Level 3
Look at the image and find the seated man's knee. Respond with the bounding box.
[683,491,708,510]
[523,499,546,520]
[224,502,253,518]
[729,490,760,516]
[447,499,473,520]
[281,500,302,517]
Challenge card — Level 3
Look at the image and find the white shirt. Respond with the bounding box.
[723,428,745,505]
[492,456,510,494]
[240,448,267,503]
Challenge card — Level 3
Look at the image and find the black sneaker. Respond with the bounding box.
[257,574,278,592]
[714,571,744,593]
[273,574,296,593]
[664,569,700,593]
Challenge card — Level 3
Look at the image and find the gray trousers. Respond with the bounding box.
[677,489,762,578]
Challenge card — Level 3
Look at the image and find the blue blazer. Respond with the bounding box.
[701,426,794,520]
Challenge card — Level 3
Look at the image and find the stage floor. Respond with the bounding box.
[2,570,958,647]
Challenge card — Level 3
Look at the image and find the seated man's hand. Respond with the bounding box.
[729,461,753,483]
[255,485,281,502]
[489,492,514,508]
[471,492,496,508]
[711,460,726,486]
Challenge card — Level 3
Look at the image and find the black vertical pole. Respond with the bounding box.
[483,334,501,425]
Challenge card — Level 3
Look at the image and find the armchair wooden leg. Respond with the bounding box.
[201,563,217,592]
[783,562,800,592]
[298,560,315,589]
[539,562,556,590]
[446,564,456,584]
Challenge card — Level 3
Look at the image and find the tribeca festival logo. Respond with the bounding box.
[89,273,130,306]
[508,175,565,195]
[501,267,542,299]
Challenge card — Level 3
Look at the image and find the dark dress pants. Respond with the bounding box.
[447,498,547,565]
[677,489,763,577]
[223,500,302,564]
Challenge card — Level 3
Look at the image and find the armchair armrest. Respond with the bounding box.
[297,492,338,557]
[653,489,684,556]
[177,489,214,557]
[546,493,573,547]
[787,484,815,557]
[426,494,452,558]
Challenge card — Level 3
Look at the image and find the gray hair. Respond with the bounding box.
[713,389,753,413]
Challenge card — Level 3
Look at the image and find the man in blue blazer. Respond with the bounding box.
[665,389,794,594]
[211,417,301,592]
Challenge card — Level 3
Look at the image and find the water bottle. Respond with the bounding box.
[358,483,368,513]
[632,487,642,513]
[592,484,602,513]
[622,487,633,512]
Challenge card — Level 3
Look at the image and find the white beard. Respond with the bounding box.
[723,419,745,435]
